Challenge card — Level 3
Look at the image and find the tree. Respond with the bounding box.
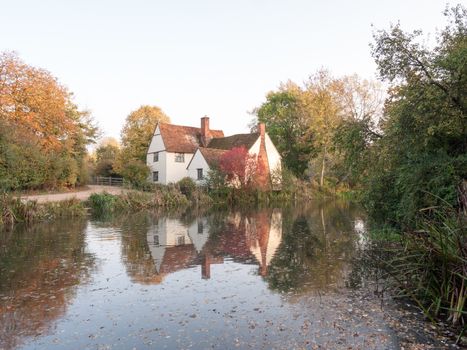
[253,82,314,177]
[332,75,384,186]
[219,147,258,189]
[118,105,170,165]
[0,52,98,190]
[303,71,343,186]
[94,137,120,177]
[364,5,467,223]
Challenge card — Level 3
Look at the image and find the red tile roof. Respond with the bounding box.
[198,147,227,168]
[159,123,224,153]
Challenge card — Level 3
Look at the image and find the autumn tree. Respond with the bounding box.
[118,105,170,164]
[303,71,343,186]
[0,52,98,190]
[94,137,120,177]
[219,147,258,189]
[332,75,384,186]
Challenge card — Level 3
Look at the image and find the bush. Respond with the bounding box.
[120,160,150,189]
[177,177,197,199]
[87,192,118,214]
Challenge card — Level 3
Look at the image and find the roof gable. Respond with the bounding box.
[159,123,224,153]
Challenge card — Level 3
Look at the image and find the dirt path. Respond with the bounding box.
[19,185,129,204]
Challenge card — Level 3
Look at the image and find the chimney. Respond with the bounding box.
[258,123,266,140]
[201,116,211,147]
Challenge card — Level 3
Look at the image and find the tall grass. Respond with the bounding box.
[384,206,466,328]
[1,193,86,228]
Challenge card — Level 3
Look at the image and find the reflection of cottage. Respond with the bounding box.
[146,217,215,278]
[205,210,283,276]
[146,117,281,188]
[143,212,283,281]
[246,210,283,276]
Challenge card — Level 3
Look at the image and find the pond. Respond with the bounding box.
[0,201,398,349]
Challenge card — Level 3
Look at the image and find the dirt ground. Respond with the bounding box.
[19,185,129,203]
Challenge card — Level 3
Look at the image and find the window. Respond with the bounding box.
[153,235,159,246]
[175,153,185,162]
[153,152,159,162]
[176,235,185,245]
[197,168,203,180]
[152,171,159,182]
[197,221,204,234]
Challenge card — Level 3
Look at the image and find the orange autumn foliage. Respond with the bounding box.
[0,52,80,151]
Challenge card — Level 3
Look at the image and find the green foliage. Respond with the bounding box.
[176,177,197,199]
[120,160,151,189]
[94,138,120,177]
[88,192,118,215]
[382,206,466,326]
[254,86,314,176]
[0,193,86,228]
[362,6,467,225]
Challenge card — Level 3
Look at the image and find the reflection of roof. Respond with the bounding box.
[159,123,224,153]
[207,133,259,151]
[159,244,197,274]
[198,147,227,168]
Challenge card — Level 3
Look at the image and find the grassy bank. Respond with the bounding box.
[368,206,466,342]
[1,194,86,228]
[1,176,336,228]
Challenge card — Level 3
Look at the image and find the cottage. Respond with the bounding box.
[146,117,223,184]
[146,117,281,187]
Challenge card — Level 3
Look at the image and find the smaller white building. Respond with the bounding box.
[186,124,282,188]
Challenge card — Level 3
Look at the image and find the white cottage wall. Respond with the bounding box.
[187,150,210,184]
[166,152,192,184]
[265,133,282,183]
[147,125,168,184]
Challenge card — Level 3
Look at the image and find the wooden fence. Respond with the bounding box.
[93,176,124,187]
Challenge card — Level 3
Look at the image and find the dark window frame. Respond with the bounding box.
[197,168,203,180]
[175,153,185,162]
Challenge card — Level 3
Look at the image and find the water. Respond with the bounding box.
[0,202,397,349]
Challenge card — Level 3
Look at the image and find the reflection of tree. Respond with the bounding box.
[265,201,361,293]
[0,219,94,350]
[119,212,163,284]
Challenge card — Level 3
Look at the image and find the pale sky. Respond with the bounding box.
[0,0,450,140]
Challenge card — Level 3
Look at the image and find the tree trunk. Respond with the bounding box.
[320,146,326,187]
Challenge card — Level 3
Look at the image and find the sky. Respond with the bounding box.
[0,0,450,140]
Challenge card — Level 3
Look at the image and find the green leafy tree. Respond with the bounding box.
[253,82,314,177]
[94,137,120,177]
[365,5,467,223]
[116,105,170,171]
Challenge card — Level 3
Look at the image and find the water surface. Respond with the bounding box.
[0,202,396,349]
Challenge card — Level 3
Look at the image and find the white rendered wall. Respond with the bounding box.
[248,137,261,157]
[146,218,192,272]
[265,133,282,184]
[187,150,210,184]
[187,217,210,253]
[147,125,168,184]
[166,152,192,183]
